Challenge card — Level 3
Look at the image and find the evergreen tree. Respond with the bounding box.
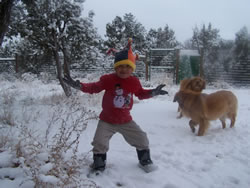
[146,25,178,49]
[8,0,101,96]
[234,26,250,61]
[105,16,124,49]
[192,23,220,54]
[217,39,235,72]
[146,28,158,48]
[191,23,221,77]
[123,13,147,52]
[0,0,14,46]
[105,13,147,53]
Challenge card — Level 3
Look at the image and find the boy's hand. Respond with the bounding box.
[63,75,82,90]
[151,84,168,97]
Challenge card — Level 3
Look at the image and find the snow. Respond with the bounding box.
[38,174,59,184]
[0,150,13,168]
[0,58,15,61]
[0,74,250,188]
[180,49,200,56]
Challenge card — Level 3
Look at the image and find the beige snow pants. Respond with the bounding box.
[92,120,149,154]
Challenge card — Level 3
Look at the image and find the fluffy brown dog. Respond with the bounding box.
[173,90,238,136]
[180,76,206,92]
[177,77,206,118]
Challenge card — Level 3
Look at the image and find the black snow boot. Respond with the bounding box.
[136,149,153,166]
[92,153,106,171]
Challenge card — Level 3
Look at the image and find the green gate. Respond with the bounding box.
[177,50,200,83]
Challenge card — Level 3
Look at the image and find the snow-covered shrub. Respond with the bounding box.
[0,72,17,82]
[12,96,98,187]
[40,93,66,106]
[208,81,233,89]
[39,72,54,84]
[148,72,174,88]
[0,92,16,126]
[0,108,15,126]
[20,72,38,82]
[0,85,99,187]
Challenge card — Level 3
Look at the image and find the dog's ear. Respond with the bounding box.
[185,79,193,90]
[173,92,179,102]
[202,80,206,90]
[180,79,189,90]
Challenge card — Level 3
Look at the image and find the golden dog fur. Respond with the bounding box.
[180,76,206,92]
[177,77,206,118]
[173,90,238,136]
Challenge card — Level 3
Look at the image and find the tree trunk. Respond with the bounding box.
[199,48,204,78]
[52,32,72,97]
[53,50,72,97]
[62,45,71,77]
[0,0,14,46]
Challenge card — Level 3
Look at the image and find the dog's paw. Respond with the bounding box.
[189,120,196,133]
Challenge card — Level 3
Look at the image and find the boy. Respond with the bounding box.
[63,38,168,172]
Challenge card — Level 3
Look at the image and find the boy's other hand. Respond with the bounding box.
[151,84,168,97]
[63,75,82,90]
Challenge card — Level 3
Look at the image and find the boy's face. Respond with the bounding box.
[115,64,133,79]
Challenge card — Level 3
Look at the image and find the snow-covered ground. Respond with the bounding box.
[0,73,250,188]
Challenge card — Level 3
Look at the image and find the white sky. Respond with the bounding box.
[83,0,250,42]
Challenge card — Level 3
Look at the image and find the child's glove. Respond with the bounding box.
[63,75,82,90]
[151,84,168,97]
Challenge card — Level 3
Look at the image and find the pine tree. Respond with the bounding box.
[105,16,124,49]
[0,0,14,46]
[191,23,221,77]
[8,0,101,96]
[123,13,147,52]
[147,25,178,49]
[234,26,250,61]
[105,13,147,53]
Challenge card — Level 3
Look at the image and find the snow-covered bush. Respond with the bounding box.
[20,72,38,82]
[0,91,16,126]
[12,98,97,187]
[0,82,99,187]
[207,81,233,89]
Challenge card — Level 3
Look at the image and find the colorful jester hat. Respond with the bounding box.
[108,38,139,72]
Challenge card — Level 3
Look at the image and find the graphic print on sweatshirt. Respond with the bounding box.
[113,84,132,108]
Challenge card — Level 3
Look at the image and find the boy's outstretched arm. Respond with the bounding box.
[150,84,168,97]
[136,84,168,100]
[63,75,82,90]
[63,75,104,94]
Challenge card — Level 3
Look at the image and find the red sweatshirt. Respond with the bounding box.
[80,73,152,124]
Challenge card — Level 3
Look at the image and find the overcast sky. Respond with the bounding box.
[83,0,250,42]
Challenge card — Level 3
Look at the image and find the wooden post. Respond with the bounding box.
[175,49,180,84]
[145,52,149,81]
[15,54,18,73]
[199,48,204,78]
[149,50,152,81]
